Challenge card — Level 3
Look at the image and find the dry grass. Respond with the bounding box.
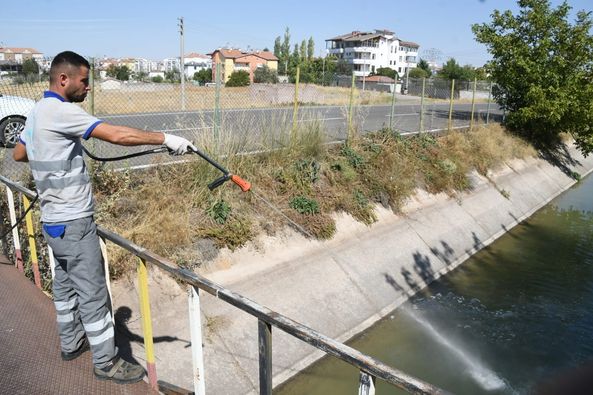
[90,121,537,278]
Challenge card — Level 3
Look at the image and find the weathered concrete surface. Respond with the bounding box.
[111,146,593,395]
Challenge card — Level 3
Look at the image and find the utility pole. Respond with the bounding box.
[178,17,185,110]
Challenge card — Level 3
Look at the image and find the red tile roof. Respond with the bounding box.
[0,47,42,54]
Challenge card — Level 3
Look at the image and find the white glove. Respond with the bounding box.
[163,133,196,155]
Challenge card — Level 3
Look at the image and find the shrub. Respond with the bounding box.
[226,70,250,87]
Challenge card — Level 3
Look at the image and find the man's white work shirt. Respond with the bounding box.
[19,91,103,223]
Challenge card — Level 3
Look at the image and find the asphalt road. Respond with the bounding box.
[2,100,502,178]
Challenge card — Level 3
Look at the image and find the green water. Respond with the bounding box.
[278,172,593,395]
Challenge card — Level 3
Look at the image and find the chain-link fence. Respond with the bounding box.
[0,66,500,179]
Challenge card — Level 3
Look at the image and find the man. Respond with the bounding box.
[13,51,195,384]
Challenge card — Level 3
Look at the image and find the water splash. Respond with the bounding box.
[401,305,507,391]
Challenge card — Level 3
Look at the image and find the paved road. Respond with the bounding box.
[1,101,502,178]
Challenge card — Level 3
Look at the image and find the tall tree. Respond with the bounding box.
[273,36,281,58]
[300,39,307,62]
[22,58,39,77]
[473,0,593,154]
[307,37,315,60]
[438,58,471,80]
[417,59,431,75]
[281,27,291,75]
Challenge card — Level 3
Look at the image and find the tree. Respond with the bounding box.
[417,59,431,76]
[22,58,39,78]
[254,65,279,83]
[409,68,430,79]
[473,0,593,154]
[281,27,291,75]
[193,68,212,84]
[307,37,315,61]
[225,70,250,87]
[374,67,398,80]
[300,39,307,63]
[106,64,131,81]
[437,58,470,80]
[135,71,148,82]
[274,36,281,58]
[165,68,180,83]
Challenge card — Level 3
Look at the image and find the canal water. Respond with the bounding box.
[278,172,593,395]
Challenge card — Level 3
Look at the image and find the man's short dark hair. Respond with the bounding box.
[50,51,90,83]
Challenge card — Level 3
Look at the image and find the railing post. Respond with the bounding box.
[258,319,272,395]
[5,187,24,272]
[99,236,114,322]
[137,257,158,391]
[189,286,206,395]
[89,57,95,116]
[470,77,477,131]
[291,66,300,143]
[358,371,376,395]
[419,77,426,133]
[23,195,41,289]
[448,79,455,131]
[47,245,56,279]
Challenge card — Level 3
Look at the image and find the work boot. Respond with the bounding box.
[94,356,145,384]
[61,338,90,361]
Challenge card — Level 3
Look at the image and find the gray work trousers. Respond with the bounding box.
[42,216,116,368]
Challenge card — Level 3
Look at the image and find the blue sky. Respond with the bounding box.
[1,0,591,66]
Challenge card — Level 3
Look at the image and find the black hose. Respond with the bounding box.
[81,145,169,162]
[0,194,39,240]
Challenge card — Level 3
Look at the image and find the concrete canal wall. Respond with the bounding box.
[112,145,593,394]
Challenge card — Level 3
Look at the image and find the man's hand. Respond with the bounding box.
[163,133,197,155]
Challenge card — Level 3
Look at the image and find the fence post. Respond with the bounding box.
[470,77,477,131]
[23,195,41,289]
[5,187,24,272]
[358,371,376,395]
[347,73,356,144]
[486,80,493,125]
[189,286,206,395]
[448,79,455,131]
[137,257,158,391]
[389,79,397,133]
[89,57,95,116]
[291,66,300,143]
[419,77,426,133]
[214,63,222,144]
[258,319,272,395]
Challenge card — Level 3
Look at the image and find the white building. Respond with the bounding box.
[134,58,153,73]
[183,52,212,78]
[326,29,419,78]
[163,57,180,72]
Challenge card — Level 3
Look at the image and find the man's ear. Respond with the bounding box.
[60,73,68,87]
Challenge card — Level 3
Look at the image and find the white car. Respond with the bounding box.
[0,94,35,147]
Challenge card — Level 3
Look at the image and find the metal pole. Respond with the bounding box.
[214,63,221,142]
[89,57,95,116]
[189,286,206,395]
[137,258,158,391]
[321,52,326,86]
[358,371,376,395]
[389,76,397,133]
[23,195,41,289]
[470,77,477,131]
[179,17,186,111]
[348,72,356,143]
[6,187,23,273]
[258,319,272,395]
[362,56,366,91]
[448,79,455,131]
[291,66,300,142]
[99,237,114,323]
[419,77,425,133]
[486,81,492,124]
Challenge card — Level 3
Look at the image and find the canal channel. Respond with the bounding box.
[278,172,593,394]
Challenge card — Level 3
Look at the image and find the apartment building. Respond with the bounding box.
[0,47,43,64]
[209,48,278,83]
[183,53,212,78]
[326,29,419,78]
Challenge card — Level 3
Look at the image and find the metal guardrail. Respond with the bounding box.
[0,174,451,395]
